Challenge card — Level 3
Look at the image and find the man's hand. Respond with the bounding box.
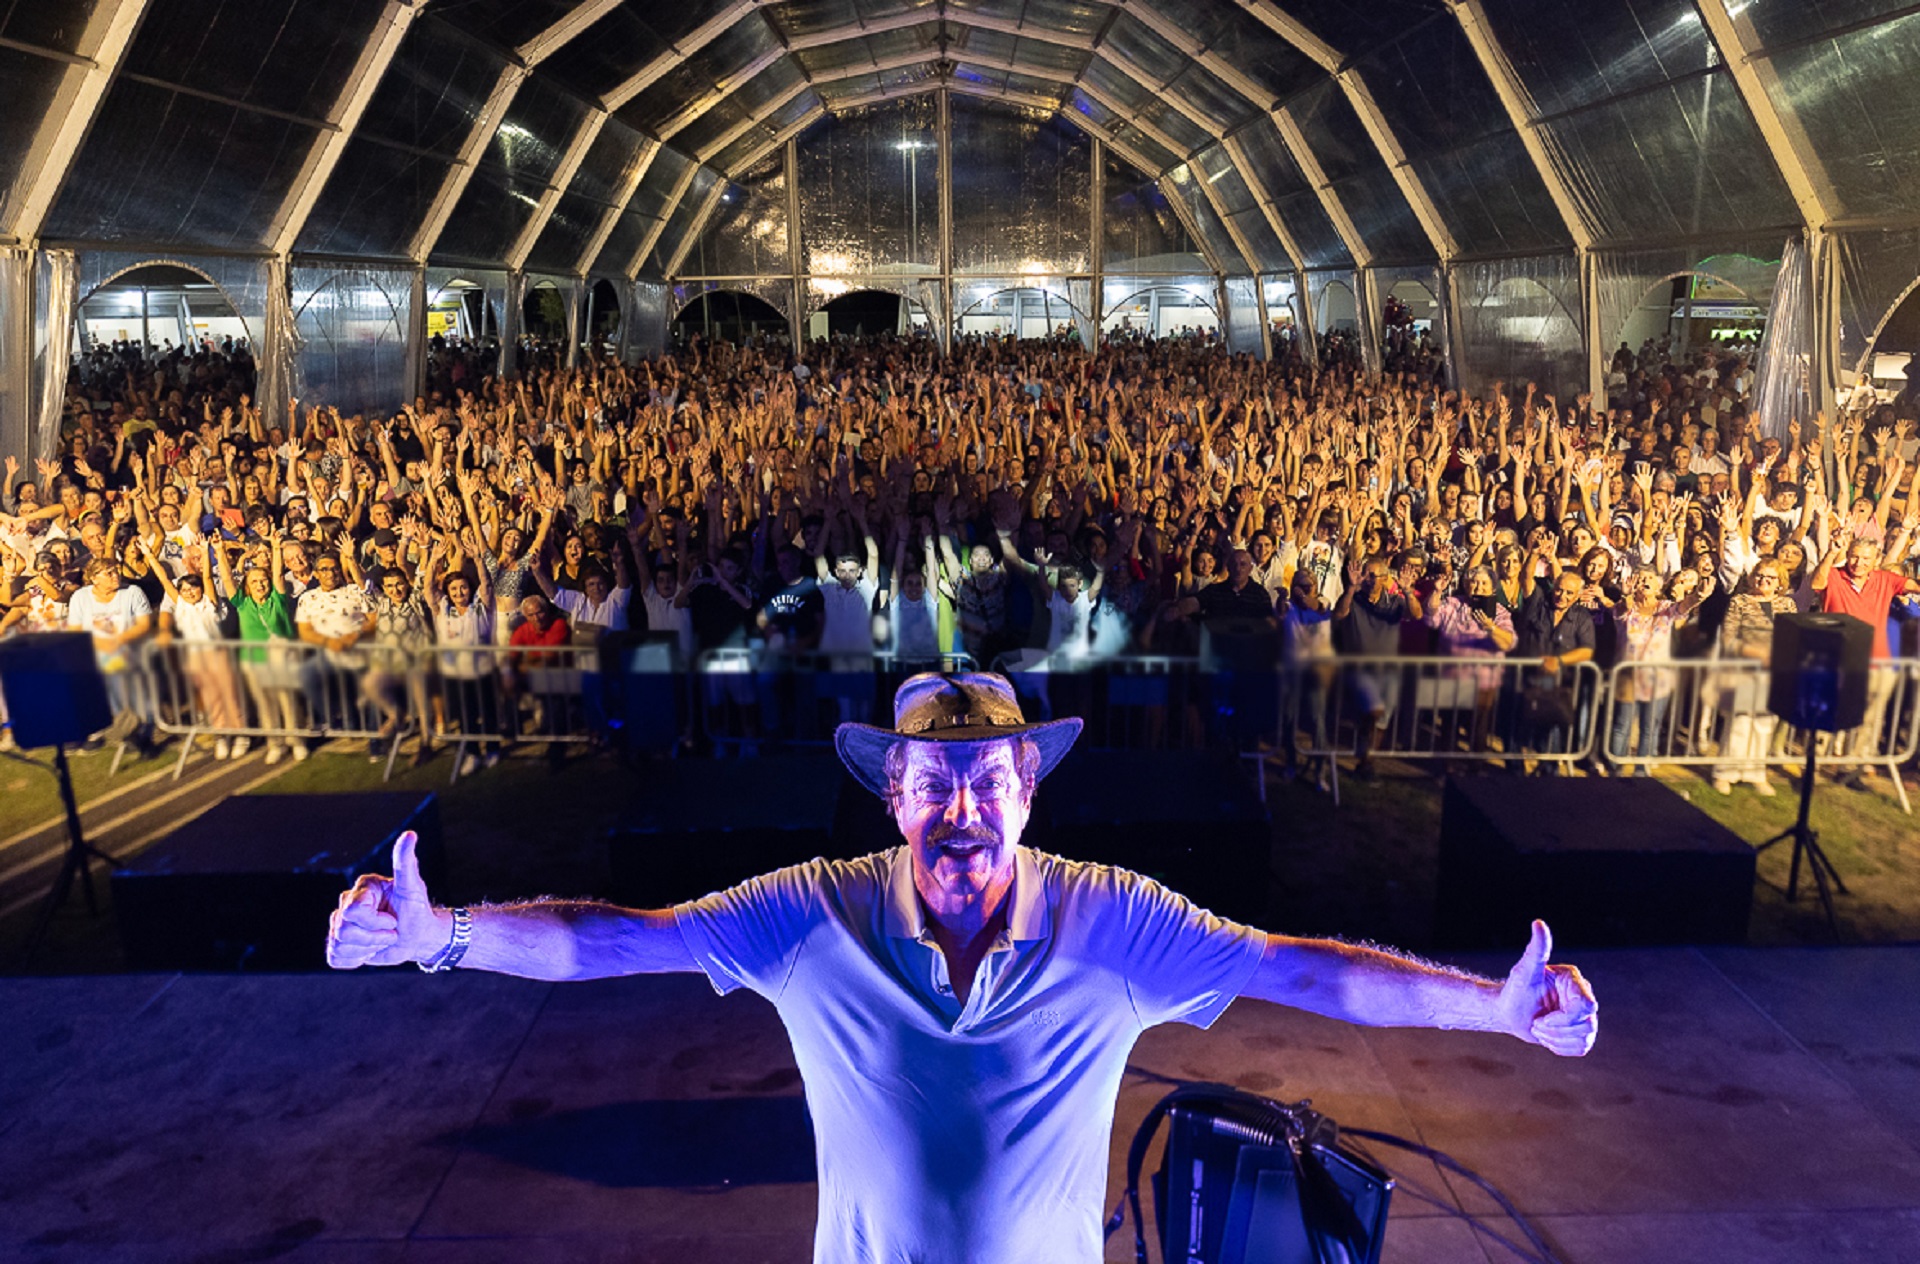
[1496,920,1598,1057]
[325,831,450,969]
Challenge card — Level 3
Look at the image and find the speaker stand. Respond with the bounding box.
[1755,743,1848,934]
[19,744,121,961]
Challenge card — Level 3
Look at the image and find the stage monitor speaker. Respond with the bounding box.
[113,793,442,970]
[1435,778,1753,949]
[0,632,113,748]
[609,754,848,908]
[1769,612,1872,733]
[1028,749,1270,926]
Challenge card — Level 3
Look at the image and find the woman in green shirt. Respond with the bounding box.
[217,535,306,764]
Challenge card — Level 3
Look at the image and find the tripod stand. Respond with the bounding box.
[1754,741,1848,933]
[20,743,121,960]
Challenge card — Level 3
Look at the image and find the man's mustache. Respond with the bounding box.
[931,829,1000,847]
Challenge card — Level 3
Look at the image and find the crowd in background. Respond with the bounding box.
[4,323,1919,794]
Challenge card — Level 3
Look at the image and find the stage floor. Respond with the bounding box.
[4,947,1918,1263]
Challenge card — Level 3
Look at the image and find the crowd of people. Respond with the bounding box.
[4,324,1919,793]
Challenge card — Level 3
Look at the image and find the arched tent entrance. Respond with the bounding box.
[1101,284,1218,341]
[1317,281,1359,333]
[583,280,622,359]
[522,281,568,345]
[673,291,788,344]
[1610,270,1766,365]
[424,277,496,343]
[956,286,1085,341]
[1385,280,1438,333]
[814,288,931,340]
[78,263,252,354]
[1846,282,1920,411]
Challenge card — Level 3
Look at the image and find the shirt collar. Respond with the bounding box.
[883,844,1050,943]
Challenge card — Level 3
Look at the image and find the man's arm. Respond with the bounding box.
[326,832,698,979]
[1243,921,1597,1057]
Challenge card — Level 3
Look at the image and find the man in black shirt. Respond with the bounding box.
[681,550,755,653]
[756,544,823,652]
[1189,548,1276,622]
[1514,571,1597,765]
[1333,557,1422,778]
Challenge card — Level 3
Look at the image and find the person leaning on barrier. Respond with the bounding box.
[326,671,1597,1264]
[218,531,306,763]
[294,540,375,732]
[1607,566,1709,778]
[67,557,155,752]
[146,537,243,759]
[1513,568,1596,769]
[1425,565,1516,758]
[1811,524,1920,790]
[1332,554,1421,780]
[1711,558,1795,796]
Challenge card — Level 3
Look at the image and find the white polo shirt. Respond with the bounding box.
[675,846,1266,1264]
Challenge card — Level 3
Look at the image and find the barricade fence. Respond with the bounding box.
[141,639,595,784]
[99,638,1920,804]
[1598,658,1920,812]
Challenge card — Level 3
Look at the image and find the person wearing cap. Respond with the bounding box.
[327,671,1599,1264]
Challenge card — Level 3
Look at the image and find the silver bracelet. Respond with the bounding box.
[419,907,472,973]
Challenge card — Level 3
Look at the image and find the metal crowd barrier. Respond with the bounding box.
[141,638,595,785]
[115,639,1920,811]
[1240,655,1608,806]
[1599,657,1920,814]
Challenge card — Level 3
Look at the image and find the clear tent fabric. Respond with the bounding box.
[1452,253,1586,398]
[0,0,1919,465]
[1752,234,1815,442]
[291,265,415,419]
[32,249,76,458]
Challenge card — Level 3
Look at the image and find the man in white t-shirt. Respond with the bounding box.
[1043,564,1101,662]
[67,559,155,745]
[329,673,1599,1264]
[816,549,880,656]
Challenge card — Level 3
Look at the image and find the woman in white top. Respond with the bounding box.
[147,538,244,758]
[428,535,499,774]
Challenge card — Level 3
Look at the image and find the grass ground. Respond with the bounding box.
[0,743,183,842]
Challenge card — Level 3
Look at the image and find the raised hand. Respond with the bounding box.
[324,832,448,969]
[1495,920,1598,1057]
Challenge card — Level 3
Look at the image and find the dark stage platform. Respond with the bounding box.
[4,948,1919,1262]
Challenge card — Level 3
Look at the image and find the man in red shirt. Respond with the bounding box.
[1811,529,1919,788]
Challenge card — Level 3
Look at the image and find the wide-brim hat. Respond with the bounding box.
[835,671,1082,799]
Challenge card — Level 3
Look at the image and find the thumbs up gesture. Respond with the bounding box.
[1496,920,1599,1057]
[325,831,452,969]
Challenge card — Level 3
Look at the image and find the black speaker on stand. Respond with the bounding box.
[1761,612,1872,932]
[0,633,120,959]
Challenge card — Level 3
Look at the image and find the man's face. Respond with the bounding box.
[381,574,410,604]
[894,742,1031,906]
[1229,550,1255,585]
[1552,574,1582,611]
[313,557,343,591]
[834,560,862,587]
[1058,571,1082,602]
[1848,539,1882,572]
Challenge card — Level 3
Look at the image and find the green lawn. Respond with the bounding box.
[0,744,182,842]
